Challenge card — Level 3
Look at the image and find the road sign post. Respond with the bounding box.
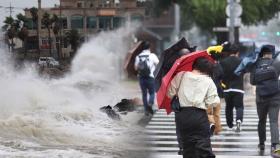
[226,0,242,44]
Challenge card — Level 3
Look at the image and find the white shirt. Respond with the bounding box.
[134,49,159,78]
[168,72,220,110]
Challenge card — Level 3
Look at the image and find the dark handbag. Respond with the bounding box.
[171,73,185,113]
[171,96,181,112]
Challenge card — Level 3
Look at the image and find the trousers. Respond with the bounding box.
[176,107,215,158]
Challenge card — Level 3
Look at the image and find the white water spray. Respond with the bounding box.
[0,26,146,158]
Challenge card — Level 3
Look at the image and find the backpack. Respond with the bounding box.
[137,55,151,77]
[254,60,278,83]
[254,60,280,96]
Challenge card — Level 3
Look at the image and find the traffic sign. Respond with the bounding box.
[227,0,240,3]
[226,3,242,17]
[213,27,229,32]
[226,17,241,27]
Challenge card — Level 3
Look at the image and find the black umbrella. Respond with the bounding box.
[154,37,196,91]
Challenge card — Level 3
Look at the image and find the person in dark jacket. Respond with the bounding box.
[249,45,280,154]
[219,44,244,132]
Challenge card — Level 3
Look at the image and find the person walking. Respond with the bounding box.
[219,44,244,132]
[134,41,159,115]
[206,45,226,136]
[168,57,220,158]
[173,48,191,155]
[249,45,280,154]
[207,62,223,135]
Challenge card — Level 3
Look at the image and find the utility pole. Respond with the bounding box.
[38,0,42,56]
[8,2,14,17]
[174,3,180,41]
[83,0,87,41]
[59,0,63,59]
[229,0,235,44]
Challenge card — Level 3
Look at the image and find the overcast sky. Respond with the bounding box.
[0,0,59,26]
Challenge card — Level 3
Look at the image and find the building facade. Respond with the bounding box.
[24,0,147,58]
[23,0,177,58]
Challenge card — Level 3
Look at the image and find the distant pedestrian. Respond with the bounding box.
[219,44,244,132]
[208,61,224,135]
[249,45,280,154]
[207,45,226,136]
[168,57,219,158]
[134,41,159,115]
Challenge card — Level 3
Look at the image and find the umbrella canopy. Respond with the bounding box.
[156,50,214,114]
[235,44,277,75]
[273,52,280,71]
[124,41,145,77]
[154,37,196,91]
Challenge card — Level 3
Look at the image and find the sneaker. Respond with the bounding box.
[258,144,265,156]
[258,144,265,151]
[236,120,242,133]
[210,123,215,136]
[271,144,279,153]
[177,148,183,155]
[226,126,233,131]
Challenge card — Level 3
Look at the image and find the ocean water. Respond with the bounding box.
[0,27,149,158]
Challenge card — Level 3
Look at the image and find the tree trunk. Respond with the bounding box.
[37,22,40,57]
[11,38,14,53]
[55,35,60,60]
[24,38,27,58]
[48,28,52,57]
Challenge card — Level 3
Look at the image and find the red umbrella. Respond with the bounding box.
[156,50,214,114]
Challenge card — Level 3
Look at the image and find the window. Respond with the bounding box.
[63,37,68,48]
[77,2,82,8]
[131,15,144,22]
[136,1,145,7]
[71,15,84,29]
[41,37,52,49]
[99,17,112,30]
[62,18,67,29]
[87,17,97,29]
[26,18,37,30]
[26,36,38,50]
[99,0,110,7]
[113,17,124,28]
[77,1,84,8]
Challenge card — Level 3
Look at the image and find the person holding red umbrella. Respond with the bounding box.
[167,57,220,158]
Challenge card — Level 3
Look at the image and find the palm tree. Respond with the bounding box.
[65,29,80,57]
[51,14,61,59]
[2,17,18,52]
[29,7,40,54]
[16,13,29,58]
[41,12,53,57]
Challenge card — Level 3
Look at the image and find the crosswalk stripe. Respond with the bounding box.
[152,155,271,158]
[146,141,270,146]
[148,122,268,126]
[146,135,271,140]
[146,104,275,157]
[146,125,271,130]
